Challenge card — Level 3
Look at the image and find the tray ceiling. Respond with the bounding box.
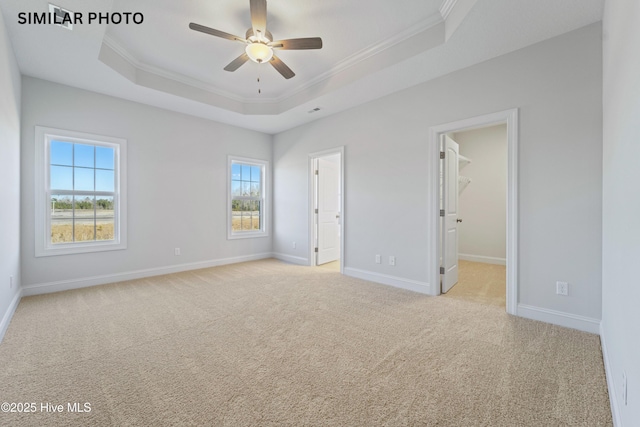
[0,0,604,133]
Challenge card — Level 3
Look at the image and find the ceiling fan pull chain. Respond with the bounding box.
[257,67,262,94]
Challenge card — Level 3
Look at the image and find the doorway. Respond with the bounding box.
[309,147,344,273]
[429,109,518,315]
[440,125,508,307]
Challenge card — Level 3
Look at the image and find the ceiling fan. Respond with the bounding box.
[189,0,323,79]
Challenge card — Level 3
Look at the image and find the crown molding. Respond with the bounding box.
[102,34,258,104]
[276,12,444,102]
[100,9,445,114]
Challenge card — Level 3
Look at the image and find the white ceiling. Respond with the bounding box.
[0,0,604,134]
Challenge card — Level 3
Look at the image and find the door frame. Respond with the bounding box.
[309,146,345,273]
[428,109,518,315]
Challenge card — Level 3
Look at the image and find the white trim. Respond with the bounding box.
[272,253,309,266]
[428,109,518,316]
[600,323,622,427]
[227,155,269,240]
[458,253,506,265]
[344,267,431,295]
[517,304,601,334]
[34,126,128,257]
[0,290,22,344]
[102,36,250,104]
[308,147,345,275]
[22,253,274,297]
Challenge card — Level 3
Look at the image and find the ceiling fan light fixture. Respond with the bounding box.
[245,42,273,63]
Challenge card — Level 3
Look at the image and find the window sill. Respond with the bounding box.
[35,241,127,257]
[227,231,269,240]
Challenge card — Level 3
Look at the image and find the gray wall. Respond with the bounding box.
[0,6,21,339]
[20,78,273,290]
[274,23,602,320]
[454,125,507,263]
[602,0,640,424]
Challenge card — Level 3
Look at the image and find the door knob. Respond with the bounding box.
[456,218,462,223]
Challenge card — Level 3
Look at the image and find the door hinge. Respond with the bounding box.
[440,209,445,217]
[315,170,319,175]
[440,151,445,159]
[315,247,318,253]
[315,209,318,214]
[440,266,445,274]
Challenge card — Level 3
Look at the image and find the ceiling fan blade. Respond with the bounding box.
[270,55,295,79]
[270,38,323,50]
[189,22,246,43]
[250,0,267,37]
[224,53,250,72]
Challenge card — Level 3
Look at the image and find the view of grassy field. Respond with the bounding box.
[51,223,114,243]
[231,211,261,231]
[51,208,114,243]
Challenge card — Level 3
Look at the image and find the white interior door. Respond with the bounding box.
[317,157,340,265]
[442,135,459,293]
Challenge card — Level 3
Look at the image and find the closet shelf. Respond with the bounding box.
[458,154,471,169]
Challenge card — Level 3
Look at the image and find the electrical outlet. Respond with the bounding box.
[174,248,181,256]
[375,254,381,264]
[556,281,568,296]
[9,276,13,289]
[389,256,396,266]
[622,372,628,406]
[292,242,296,249]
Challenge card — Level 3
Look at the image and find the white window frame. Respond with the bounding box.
[35,126,127,257]
[227,155,269,240]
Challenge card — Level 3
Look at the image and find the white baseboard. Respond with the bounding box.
[344,267,431,295]
[0,289,22,343]
[600,323,622,427]
[22,252,274,297]
[517,304,600,334]
[459,253,506,265]
[272,252,309,266]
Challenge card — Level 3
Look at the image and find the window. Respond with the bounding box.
[35,126,127,256]
[228,156,268,239]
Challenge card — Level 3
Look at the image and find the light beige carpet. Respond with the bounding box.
[0,259,611,426]
[443,260,507,307]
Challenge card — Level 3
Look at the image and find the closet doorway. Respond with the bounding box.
[429,109,518,315]
[440,125,508,307]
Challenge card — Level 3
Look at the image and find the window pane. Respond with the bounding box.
[74,218,95,241]
[242,181,251,196]
[74,195,95,242]
[74,144,94,168]
[50,165,73,190]
[96,196,114,241]
[50,141,73,166]
[74,195,95,217]
[51,195,73,244]
[74,167,94,191]
[241,164,251,181]
[252,201,261,230]
[250,182,260,197]
[242,210,253,230]
[96,146,114,170]
[96,169,114,192]
[251,166,261,183]
[231,164,241,181]
[232,181,242,197]
[231,199,242,231]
